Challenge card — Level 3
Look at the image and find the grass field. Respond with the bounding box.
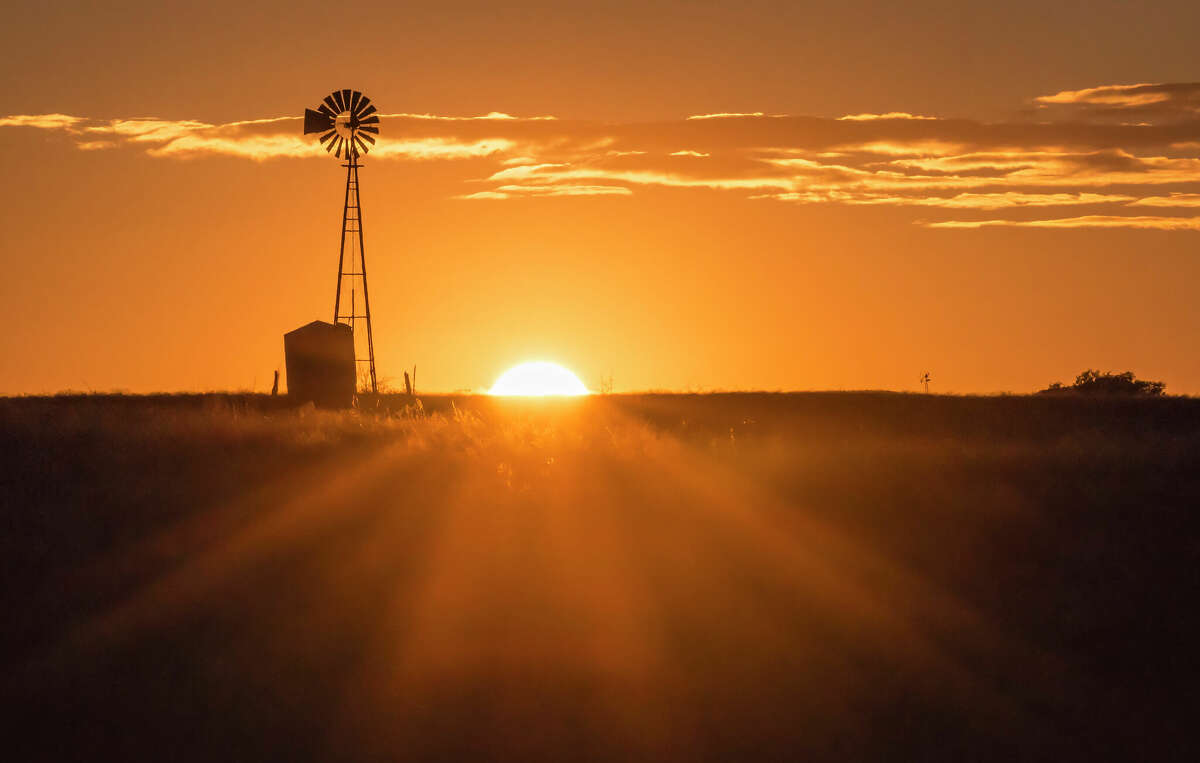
[2,392,1198,761]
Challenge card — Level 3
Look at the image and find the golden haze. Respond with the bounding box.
[2,1,1199,393]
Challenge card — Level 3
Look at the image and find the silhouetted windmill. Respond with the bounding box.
[303,89,381,393]
[920,372,931,394]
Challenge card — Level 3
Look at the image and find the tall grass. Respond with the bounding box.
[2,393,1198,761]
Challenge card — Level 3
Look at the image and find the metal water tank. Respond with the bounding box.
[283,321,356,408]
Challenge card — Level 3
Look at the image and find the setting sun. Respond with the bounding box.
[489,361,589,396]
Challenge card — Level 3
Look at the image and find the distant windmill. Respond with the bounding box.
[303,89,381,393]
[920,372,931,394]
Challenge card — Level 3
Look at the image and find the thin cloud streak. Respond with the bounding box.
[1036,83,1173,107]
[686,112,780,120]
[379,112,558,121]
[487,163,796,192]
[1034,82,1200,122]
[763,191,1136,210]
[0,112,547,161]
[458,184,632,200]
[837,113,940,121]
[1128,193,1200,207]
[0,113,84,129]
[926,215,1200,230]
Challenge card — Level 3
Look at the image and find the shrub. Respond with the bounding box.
[1041,369,1165,396]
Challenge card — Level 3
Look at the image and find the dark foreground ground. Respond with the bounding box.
[2,392,1198,761]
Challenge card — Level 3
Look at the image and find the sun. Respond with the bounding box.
[489,361,589,396]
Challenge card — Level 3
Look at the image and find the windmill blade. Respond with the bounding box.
[323,94,339,113]
[332,90,346,111]
[359,125,379,135]
[354,134,369,154]
[326,136,339,153]
[304,108,334,134]
[318,129,336,144]
[349,90,362,115]
[318,103,336,118]
[358,131,375,144]
[341,89,352,112]
[359,114,380,125]
[354,96,372,117]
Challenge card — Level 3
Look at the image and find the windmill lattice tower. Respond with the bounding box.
[303,89,381,394]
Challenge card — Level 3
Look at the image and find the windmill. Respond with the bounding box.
[920,372,931,394]
[303,89,381,393]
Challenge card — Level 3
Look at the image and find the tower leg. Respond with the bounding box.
[333,158,353,324]
[332,148,378,394]
[352,161,378,394]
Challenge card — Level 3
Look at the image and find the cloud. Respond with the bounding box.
[95,118,214,142]
[141,131,513,162]
[5,82,1200,231]
[0,113,85,129]
[486,163,796,192]
[825,140,966,157]
[381,112,557,121]
[1037,83,1173,107]
[882,150,1200,188]
[925,215,1200,230]
[763,191,1136,209]
[837,113,939,121]
[686,112,768,120]
[145,134,316,160]
[1127,193,1200,207]
[459,184,632,200]
[1034,82,1200,123]
[0,112,549,162]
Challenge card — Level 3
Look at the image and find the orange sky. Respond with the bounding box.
[3,1,1200,394]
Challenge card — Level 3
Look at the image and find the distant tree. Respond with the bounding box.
[1039,369,1165,396]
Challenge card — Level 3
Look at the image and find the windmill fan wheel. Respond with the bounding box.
[303,89,379,159]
